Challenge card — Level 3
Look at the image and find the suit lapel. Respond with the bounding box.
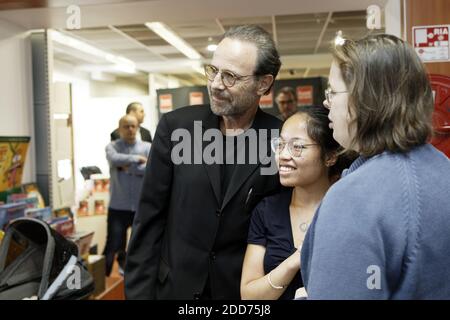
[198,109,222,205]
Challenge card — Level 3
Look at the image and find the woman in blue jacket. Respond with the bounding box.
[301,34,450,299]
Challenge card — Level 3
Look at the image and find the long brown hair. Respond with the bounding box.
[332,34,434,157]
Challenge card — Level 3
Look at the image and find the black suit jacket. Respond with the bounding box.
[111,126,152,143]
[125,105,282,299]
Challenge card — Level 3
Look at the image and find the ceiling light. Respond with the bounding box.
[334,30,345,46]
[53,113,70,120]
[50,30,136,74]
[207,44,218,52]
[192,65,205,75]
[206,36,217,52]
[145,22,202,60]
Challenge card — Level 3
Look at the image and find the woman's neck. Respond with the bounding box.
[290,176,331,210]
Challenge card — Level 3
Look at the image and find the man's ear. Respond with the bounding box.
[256,74,274,96]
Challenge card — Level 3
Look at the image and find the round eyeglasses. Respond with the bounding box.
[204,64,256,88]
[271,137,318,158]
[324,88,348,105]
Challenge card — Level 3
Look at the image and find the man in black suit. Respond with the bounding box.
[111,102,152,143]
[125,25,282,299]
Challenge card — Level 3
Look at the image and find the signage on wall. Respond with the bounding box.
[0,137,30,192]
[189,92,204,105]
[159,94,173,113]
[260,91,273,109]
[413,25,450,63]
[296,86,314,106]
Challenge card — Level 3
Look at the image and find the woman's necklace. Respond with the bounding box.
[299,221,311,233]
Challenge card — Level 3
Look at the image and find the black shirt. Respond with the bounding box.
[221,133,251,203]
[247,187,303,300]
[221,135,237,202]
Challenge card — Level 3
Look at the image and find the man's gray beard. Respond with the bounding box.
[210,102,247,116]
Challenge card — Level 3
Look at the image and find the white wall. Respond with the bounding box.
[384,0,402,38]
[0,20,35,185]
[53,64,159,203]
[72,94,153,185]
[90,77,148,98]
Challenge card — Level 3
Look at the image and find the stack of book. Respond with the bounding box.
[0,202,28,230]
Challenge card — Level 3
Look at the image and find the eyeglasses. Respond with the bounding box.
[204,64,256,88]
[271,137,318,158]
[324,88,348,105]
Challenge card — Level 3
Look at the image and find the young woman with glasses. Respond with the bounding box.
[240,105,354,299]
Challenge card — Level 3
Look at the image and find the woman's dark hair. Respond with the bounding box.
[296,105,356,179]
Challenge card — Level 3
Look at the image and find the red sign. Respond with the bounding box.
[413,25,450,62]
[429,74,450,158]
[297,86,314,106]
[189,92,204,105]
[159,94,173,113]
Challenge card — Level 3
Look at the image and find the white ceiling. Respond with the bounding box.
[0,0,388,85]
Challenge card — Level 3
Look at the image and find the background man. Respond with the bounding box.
[104,115,151,276]
[275,86,297,121]
[111,102,152,143]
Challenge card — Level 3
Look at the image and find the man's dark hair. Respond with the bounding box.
[222,25,281,93]
[276,86,296,101]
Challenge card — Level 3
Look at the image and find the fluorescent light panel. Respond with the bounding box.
[50,30,136,74]
[207,44,217,52]
[145,22,202,60]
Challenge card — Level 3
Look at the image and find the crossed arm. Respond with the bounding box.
[240,244,301,300]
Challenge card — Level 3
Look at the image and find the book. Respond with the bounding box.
[25,207,53,223]
[67,231,94,258]
[8,193,39,209]
[0,186,22,204]
[21,183,45,208]
[49,216,75,237]
[0,202,27,230]
[6,193,27,203]
[94,199,106,215]
[77,200,89,216]
[0,137,30,192]
[93,178,110,193]
[53,207,73,219]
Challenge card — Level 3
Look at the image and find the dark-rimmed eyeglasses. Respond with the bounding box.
[324,88,348,105]
[271,137,318,158]
[204,64,256,88]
